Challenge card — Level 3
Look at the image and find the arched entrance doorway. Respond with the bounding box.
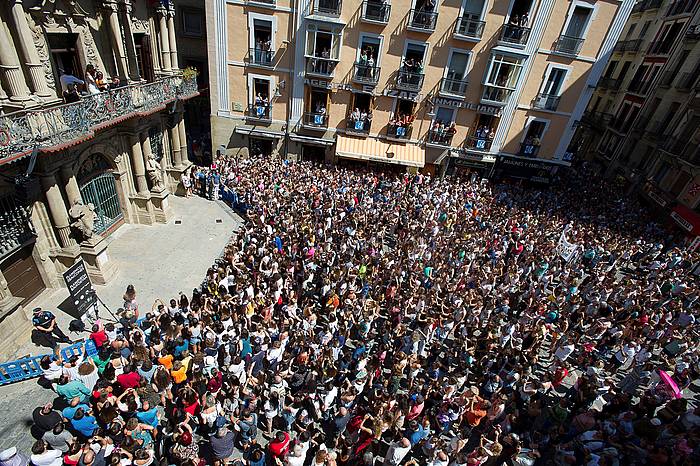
[76,154,123,235]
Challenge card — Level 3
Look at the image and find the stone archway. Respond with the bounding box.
[76,153,123,235]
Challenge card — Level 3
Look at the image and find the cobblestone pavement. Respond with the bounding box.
[0,195,242,455]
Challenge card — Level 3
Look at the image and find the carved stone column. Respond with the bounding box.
[178,117,189,166]
[41,173,76,249]
[104,1,129,81]
[0,16,31,102]
[166,5,179,70]
[9,0,53,99]
[170,120,182,168]
[121,0,141,82]
[157,5,172,73]
[130,134,149,195]
[61,165,83,207]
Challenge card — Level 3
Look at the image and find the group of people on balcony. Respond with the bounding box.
[505,13,530,41]
[388,112,415,137]
[413,0,437,27]
[521,134,542,156]
[60,64,122,103]
[399,58,424,87]
[428,120,457,145]
[470,125,495,149]
[355,48,377,82]
[253,37,273,65]
[310,102,328,126]
[349,107,373,132]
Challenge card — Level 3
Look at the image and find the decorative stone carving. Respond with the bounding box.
[131,18,150,33]
[80,25,101,69]
[68,200,97,241]
[26,12,56,93]
[146,154,164,190]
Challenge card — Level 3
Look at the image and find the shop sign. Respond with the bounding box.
[431,97,502,116]
[671,211,694,232]
[497,156,555,184]
[383,89,421,102]
[646,190,668,207]
[305,78,333,89]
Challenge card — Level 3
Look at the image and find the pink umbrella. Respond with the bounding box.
[658,370,683,399]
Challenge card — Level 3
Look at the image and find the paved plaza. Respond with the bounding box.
[0,194,241,454]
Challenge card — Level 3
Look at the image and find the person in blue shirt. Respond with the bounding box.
[136,401,159,429]
[173,338,189,357]
[405,420,427,446]
[70,408,98,438]
[62,398,90,421]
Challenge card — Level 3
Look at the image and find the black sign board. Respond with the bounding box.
[495,156,556,184]
[63,260,97,317]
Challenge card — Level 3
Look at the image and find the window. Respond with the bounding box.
[388,98,417,139]
[521,119,547,156]
[398,42,427,90]
[348,93,374,133]
[542,67,566,96]
[305,88,330,127]
[564,5,593,39]
[653,161,670,184]
[357,35,381,64]
[249,76,272,119]
[670,171,691,197]
[603,61,617,78]
[652,22,684,54]
[47,33,82,93]
[468,113,498,150]
[507,0,535,25]
[410,0,439,30]
[628,64,648,92]
[641,65,661,94]
[614,102,631,130]
[482,54,524,103]
[134,33,154,82]
[625,23,637,40]
[305,24,342,76]
[639,20,651,39]
[621,106,640,133]
[441,50,470,95]
[355,35,382,84]
[462,0,486,20]
[249,16,274,66]
[181,8,204,38]
[617,61,631,81]
[428,107,457,145]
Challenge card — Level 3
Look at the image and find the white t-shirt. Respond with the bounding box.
[384,441,411,466]
[30,449,63,466]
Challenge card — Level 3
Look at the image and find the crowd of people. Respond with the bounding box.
[9,158,700,466]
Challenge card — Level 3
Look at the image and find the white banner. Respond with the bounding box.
[556,224,580,262]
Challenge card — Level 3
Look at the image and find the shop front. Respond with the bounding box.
[493,155,559,184]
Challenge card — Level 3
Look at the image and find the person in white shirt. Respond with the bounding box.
[384,437,411,466]
[29,440,62,466]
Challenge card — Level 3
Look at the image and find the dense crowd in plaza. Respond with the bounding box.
[10,158,700,466]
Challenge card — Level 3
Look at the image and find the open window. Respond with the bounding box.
[534,67,567,110]
[249,77,272,120]
[501,0,534,45]
[305,24,342,76]
[652,22,684,55]
[521,119,547,157]
[250,17,274,66]
[468,113,498,151]
[48,33,83,94]
[305,88,330,128]
[355,35,381,85]
[557,4,593,54]
[428,107,457,146]
[482,53,524,105]
[133,33,155,82]
[410,0,439,31]
[388,98,417,139]
[441,50,470,96]
[348,93,374,133]
[397,42,427,90]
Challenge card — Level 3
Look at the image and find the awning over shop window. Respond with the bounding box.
[335,135,424,168]
[671,204,700,236]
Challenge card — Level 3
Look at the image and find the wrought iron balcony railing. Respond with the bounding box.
[347,117,372,135]
[0,194,34,260]
[555,35,584,55]
[624,38,643,52]
[311,0,342,16]
[396,69,425,91]
[353,63,381,86]
[466,135,493,151]
[306,57,338,77]
[248,47,274,67]
[454,17,485,39]
[581,110,613,129]
[303,112,329,129]
[409,9,438,32]
[427,128,455,147]
[440,77,469,97]
[520,142,540,157]
[247,104,272,121]
[499,24,531,46]
[0,74,198,163]
[532,93,560,111]
[482,85,513,104]
[362,0,390,23]
[631,0,662,13]
[386,124,412,140]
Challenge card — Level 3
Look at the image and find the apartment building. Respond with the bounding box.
[575,0,700,240]
[207,0,633,180]
[0,0,197,357]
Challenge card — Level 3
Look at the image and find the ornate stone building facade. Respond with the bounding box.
[0,0,198,357]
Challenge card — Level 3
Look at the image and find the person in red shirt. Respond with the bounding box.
[268,431,290,458]
[116,365,141,390]
[89,323,108,349]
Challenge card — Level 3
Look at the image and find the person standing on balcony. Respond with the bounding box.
[85,64,99,95]
[59,68,84,93]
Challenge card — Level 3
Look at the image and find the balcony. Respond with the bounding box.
[598,76,621,91]
[454,17,485,40]
[361,0,390,23]
[247,103,272,122]
[248,48,274,67]
[624,38,643,52]
[555,35,584,55]
[466,135,493,152]
[520,142,540,157]
[481,85,513,105]
[439,77,468,97]
[310,0,342,17]
[631,0,662,13]
[303,112,328,130]
[426,127,456,147]
[581,110,613,129]
[347,116,372,135]
[532,93,560,111]
[499,24,531,47]
[353,63,381,86]
[396,69,425,91]
[668,0,695,16]
[386,124,412,141]
[306,57,338,77]
[408,9,438,32]
[0,74,198,163]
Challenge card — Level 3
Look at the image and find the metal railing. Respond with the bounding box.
[532,93,560,111]
[311,0,342,16]
[247,104,272,121]
[555,35,584,55]
[306,57,337,77]
[0,195,34,259]
[520,142,540,157]
[482,85,513,104]
[499,24,531,46]
[353,63,381,85]
[386,124,412,140]
[396,69,425,91]
[624,38,643,52]
[466,135,493,151]
[631,0,662,13]
[303,112,329,129]
[409,9,438,31]
[440,77,468,96]
[1,340,98,386]
[347,117,372,134]
[0,74,198,163]
[362,0,390,23]
[454,17,485,39]
[248,47,274,67]
[427,128,455,146]
[582,111,614,128]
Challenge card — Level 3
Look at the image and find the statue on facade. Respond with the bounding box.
[146,154,164,191]
[68,201,96,242]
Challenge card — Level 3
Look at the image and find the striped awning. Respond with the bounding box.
[335,135,425,168]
